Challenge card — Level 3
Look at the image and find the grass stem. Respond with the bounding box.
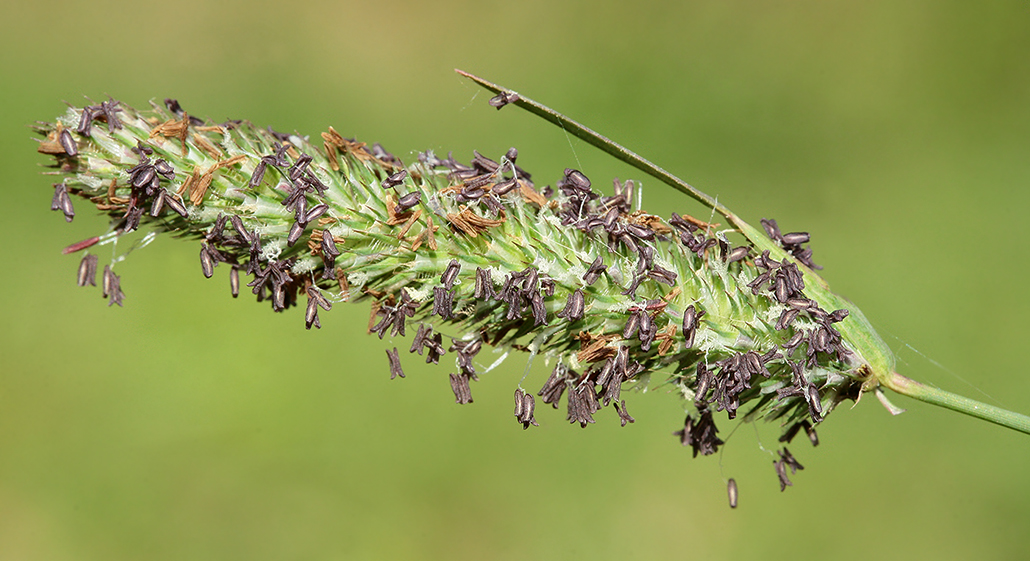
[883,371,1030,435]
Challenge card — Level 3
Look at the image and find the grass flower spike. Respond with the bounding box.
[33,72,1030,499]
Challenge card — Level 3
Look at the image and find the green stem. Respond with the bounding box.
[882,371,1030,435]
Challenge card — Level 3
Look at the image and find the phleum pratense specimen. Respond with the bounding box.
[33,70,1030,500]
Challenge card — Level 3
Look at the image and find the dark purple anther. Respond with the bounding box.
[131,141,153,156]
[395,191,421,214]
[614,400,635,427]
[647,265,677,286]
[601,207,620,231]
[76,106,95,135]
[409,324,429,355]
[102,265,124,307]
[806,384,823,420]
[625,223,654,241]
[164,98,184,114]
[441,259,460,288]
[165,193,188,218]
[749,351,772,378]
[387,347,405,379]
[307,286,332,311]
[619,234,639,256]
[149,189,166,217]
[668,213,697,233]
[556,289,585,322]
[488,91,520,109]
[773,459,792,492]
[59,129,78,156]
[726,246,749,264]
[827,309,849,323]
[623,311,640,339]
[154,159,174,180]
[776,308,799,331]
[787,298,813,310]
[382,169,407,189]
[249,160,268,188]
[200,244,215,278]
[492,177,518,195]
[761,218,781,241]
[637,309,653,341]
[514,388,539,429]
[523,267,539,294]
[449,373,473,404]
[682,305,704,349]
[783,264,804,293]
[132,165,156,189]
[320,233,340,280]
[474,267,495,300]
[540,279,555,297]
[305,203,329,225]
[674,408,724,458]
[51,183,74,222]
[287,221,305,246]
[694,363,711,405]
[100,99,122,131]
[432,286,453,319]
[305,296,321,329]
[747,272,770,295]
[288,153,312,181]
[563,168,591,190]
[471,151,500,174]
[813,327,830,352]
[228,215,250,243]
[582,256,607,285]
[566,383,598,428]
[538,364,569,409]
[781,232,810,245]
[123,206,143,232]
[77,254,98,287]
[774,277,789,303]
[371,143,402,167]
[459,184,486,202]
[530,291,547,326]
[779,449,805,481]
[450,340,478,377]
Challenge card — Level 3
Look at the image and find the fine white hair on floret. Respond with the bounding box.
[532,256,562,280]
[260,238,284,261]
[348,270,372,288]
[291,257,319,275]
[760,306,783,326]
[405,284,433,303]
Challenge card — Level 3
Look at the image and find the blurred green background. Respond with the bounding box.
[3,1,1029,559]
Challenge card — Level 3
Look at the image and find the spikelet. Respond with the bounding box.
[34,80,1030,496]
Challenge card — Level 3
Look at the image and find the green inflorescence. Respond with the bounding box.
[48,80,1030,499]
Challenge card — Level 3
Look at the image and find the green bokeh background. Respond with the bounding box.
[3,1,1029,559]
